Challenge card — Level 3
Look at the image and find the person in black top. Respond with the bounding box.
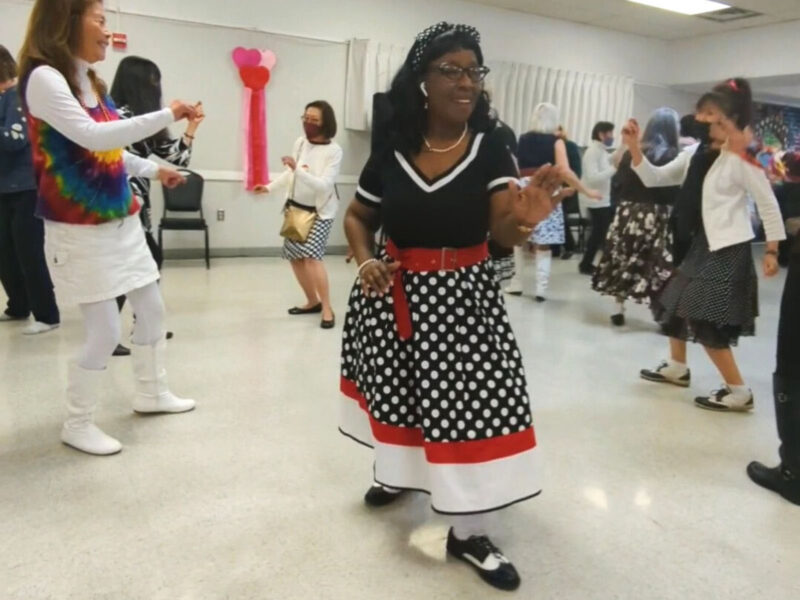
[109,56,204,355]
[338,22,573,591]
[591,108,680,326]
[0,44,60,334]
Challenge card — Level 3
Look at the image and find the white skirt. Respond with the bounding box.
[44,215,159,305]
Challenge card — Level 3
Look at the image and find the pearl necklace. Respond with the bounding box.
[423,125,468,153]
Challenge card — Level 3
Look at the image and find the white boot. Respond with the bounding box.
[131,335,196,414]
[504,246,525,295]
[60,363,122,456]
[535,249,552,302]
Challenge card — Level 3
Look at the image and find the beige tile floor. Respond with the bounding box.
[0,254,797,600]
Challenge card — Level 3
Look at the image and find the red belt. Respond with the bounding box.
[384,239,489,341]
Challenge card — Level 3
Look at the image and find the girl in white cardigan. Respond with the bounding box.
[630,79,785,412]
[256,101,342,328]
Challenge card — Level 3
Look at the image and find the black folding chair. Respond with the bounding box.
[562,195,590,252]
[158,169,210,269]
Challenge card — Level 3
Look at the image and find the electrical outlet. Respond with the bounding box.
[216,209,225,222]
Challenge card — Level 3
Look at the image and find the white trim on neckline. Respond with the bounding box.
[395,132,485,194]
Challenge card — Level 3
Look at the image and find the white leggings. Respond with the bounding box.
[78,282,165,370]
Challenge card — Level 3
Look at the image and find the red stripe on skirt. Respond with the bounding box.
[340,377,537,464]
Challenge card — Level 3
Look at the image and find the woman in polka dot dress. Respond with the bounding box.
[339,23,576,591]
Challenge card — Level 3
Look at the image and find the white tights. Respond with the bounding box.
[77,282,165,370]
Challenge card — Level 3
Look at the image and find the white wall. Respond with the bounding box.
[666,20,800,86]
[1,0,694,255]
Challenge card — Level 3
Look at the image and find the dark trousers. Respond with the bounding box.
[777,241,800,377]
[580,206,614,270]
[0,190,59,324]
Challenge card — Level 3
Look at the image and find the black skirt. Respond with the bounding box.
[592,200,674,303]
[652,231,758,348]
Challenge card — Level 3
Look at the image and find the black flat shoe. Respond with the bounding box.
[321,315,336,329]
[166,331,174,340]
[288,303,323,315]
[112,344,131,357]
[611,313,626,327]
[446,528,521,591]
[747,462,800,506]
[364,484,406,507]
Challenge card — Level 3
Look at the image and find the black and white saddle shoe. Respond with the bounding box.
[363,484,406,507]
[694,387,754,412]
[446,527,521,591]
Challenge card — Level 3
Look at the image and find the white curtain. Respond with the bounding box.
[345,39,634,147]
[345,39,407,130]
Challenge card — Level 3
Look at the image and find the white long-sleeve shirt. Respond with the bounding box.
[25,59,174,179]
[268,137,343,220]
[632,145,786,251]
[580,140,616,208]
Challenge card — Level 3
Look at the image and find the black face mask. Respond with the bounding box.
[694,121,711,145]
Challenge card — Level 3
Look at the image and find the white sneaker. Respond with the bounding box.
[0,312,27,322]
[22,321,59,335]
[640,360,691,387]
[61,423,122,455]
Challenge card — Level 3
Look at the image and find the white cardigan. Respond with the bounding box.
[632,147,785,251]
[268,137,343,220]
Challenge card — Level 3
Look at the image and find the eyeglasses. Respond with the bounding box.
[433,63,490,83]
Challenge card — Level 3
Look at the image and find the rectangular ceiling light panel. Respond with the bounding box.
[627,0,730,15]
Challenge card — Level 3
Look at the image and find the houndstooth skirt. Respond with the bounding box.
[652,230,758,348]
[282,218,334,261]
[592,200,674,303]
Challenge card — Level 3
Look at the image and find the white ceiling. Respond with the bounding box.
[470,0,800,40]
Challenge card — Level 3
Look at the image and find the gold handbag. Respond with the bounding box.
[280,199,317,242]
[278,140,317,243]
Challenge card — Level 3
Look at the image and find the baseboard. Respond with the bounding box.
[163,245,350,260]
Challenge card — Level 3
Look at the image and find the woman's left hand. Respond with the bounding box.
[763,253,779,278]
[511,165,573,227]
[158,167,186,189]
[282,156,297,171]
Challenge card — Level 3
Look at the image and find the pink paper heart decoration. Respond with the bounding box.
[232,46,262,68]
[259,50,277,70]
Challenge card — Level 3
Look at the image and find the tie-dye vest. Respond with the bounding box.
[27,95,139,225]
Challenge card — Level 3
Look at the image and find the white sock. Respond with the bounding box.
[375,483,402,494]
[451,514,494,539]
[615,299,625,314]
[728,384,751,399]
[667,359,688,372]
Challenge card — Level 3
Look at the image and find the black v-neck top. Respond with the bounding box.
[355,128,518,249]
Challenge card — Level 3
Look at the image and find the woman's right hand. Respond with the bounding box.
[253,185,269,194]
[359,259,401,297]
[621,118,640,148]
[169,100,198,121]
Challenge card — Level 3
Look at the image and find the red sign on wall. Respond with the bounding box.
[112,33,127,50]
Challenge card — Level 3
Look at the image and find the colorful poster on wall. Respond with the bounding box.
[232,47,276,190]
[753,102,800,180]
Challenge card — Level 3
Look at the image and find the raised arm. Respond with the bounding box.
[555,138,601,199]
[26,66,190,152]
[294,145,343,196]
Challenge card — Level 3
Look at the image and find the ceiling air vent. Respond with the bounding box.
[697,7,762,22]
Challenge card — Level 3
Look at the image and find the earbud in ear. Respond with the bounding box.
[419,82,428,98]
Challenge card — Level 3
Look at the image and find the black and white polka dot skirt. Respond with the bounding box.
[339,256,541,515]
[652,231,758,348]
[282,218,334,261]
